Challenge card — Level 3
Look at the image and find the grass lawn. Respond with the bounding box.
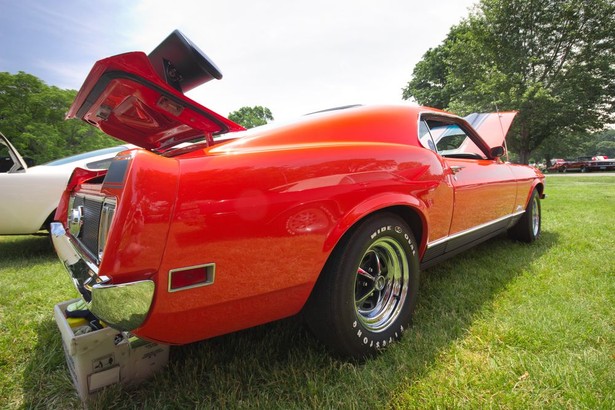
[0,175,613,409]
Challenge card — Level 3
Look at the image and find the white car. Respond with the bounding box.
[0,132,130,235]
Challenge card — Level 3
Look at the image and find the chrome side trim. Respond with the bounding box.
[427,211,525,249]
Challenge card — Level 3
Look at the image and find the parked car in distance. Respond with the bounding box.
[0,132,130,235]
[51,30,545,358]
[547,156,615,173]
[587,156,615,172]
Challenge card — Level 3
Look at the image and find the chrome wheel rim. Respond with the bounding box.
[355,237,409,332]
[531,196,540,237]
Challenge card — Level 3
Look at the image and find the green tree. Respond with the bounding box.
[403,0,615,164]
[532,127,615,165]
[0,71,118,165]
[228,106,273,129]
[595,142,615,158]
[588,129,615,158]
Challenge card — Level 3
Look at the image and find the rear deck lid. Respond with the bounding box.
[67,30,244,150]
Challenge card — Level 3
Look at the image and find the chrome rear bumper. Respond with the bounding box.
[50,222,154,331]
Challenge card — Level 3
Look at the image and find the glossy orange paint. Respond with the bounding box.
[97,149,179,284]
[54,49,545,346]
[445,157,517,234]
[135,109,457,343]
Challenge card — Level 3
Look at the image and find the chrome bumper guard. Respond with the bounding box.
[50,222,154,331]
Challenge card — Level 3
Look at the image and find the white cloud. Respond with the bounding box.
[1,0,476,119]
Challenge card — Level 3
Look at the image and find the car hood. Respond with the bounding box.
[464,111,517,148]
[67,33,244,150]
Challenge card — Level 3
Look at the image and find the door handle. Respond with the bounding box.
[450,165,465,174]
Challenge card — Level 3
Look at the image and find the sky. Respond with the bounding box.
[0,0,477,121]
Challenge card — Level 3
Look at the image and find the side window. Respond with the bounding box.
[419,116,487,159]
[432,124,470,153]
[418,120,437,152]
[0,141,12,173]
[0,139,24,173]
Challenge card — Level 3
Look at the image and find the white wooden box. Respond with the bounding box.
[54,299,169,401]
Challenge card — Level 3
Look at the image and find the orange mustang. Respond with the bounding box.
[52,31,545,358]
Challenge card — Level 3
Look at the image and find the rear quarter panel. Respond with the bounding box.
[140,141,451,343]
[98,150,180,284]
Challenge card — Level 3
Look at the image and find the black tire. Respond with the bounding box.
[304,213,420,358]
[508,189,541,243]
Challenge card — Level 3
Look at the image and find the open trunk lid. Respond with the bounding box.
[67,30,244,150]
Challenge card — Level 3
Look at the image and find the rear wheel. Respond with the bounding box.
[508,189,541,243]
[304,213,420,358]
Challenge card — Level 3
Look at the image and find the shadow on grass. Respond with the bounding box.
[21,319,76,409]
[21,231,557,408]
[0,234,54,261]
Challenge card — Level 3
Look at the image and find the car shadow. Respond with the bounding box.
[21,231,558,408]
[0,234,54,260]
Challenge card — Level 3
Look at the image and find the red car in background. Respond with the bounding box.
[51,31,545,358]
[548,156,615,173]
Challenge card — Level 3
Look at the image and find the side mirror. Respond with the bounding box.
[148,30,223,93]
[490,146,505,158]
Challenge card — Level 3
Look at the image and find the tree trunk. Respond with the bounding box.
[518,150,531,165]
[512,120,532,164]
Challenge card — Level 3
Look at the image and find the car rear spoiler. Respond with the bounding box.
[67,30,244,150]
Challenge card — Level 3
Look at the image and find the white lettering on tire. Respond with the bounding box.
[351,321,408,351]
